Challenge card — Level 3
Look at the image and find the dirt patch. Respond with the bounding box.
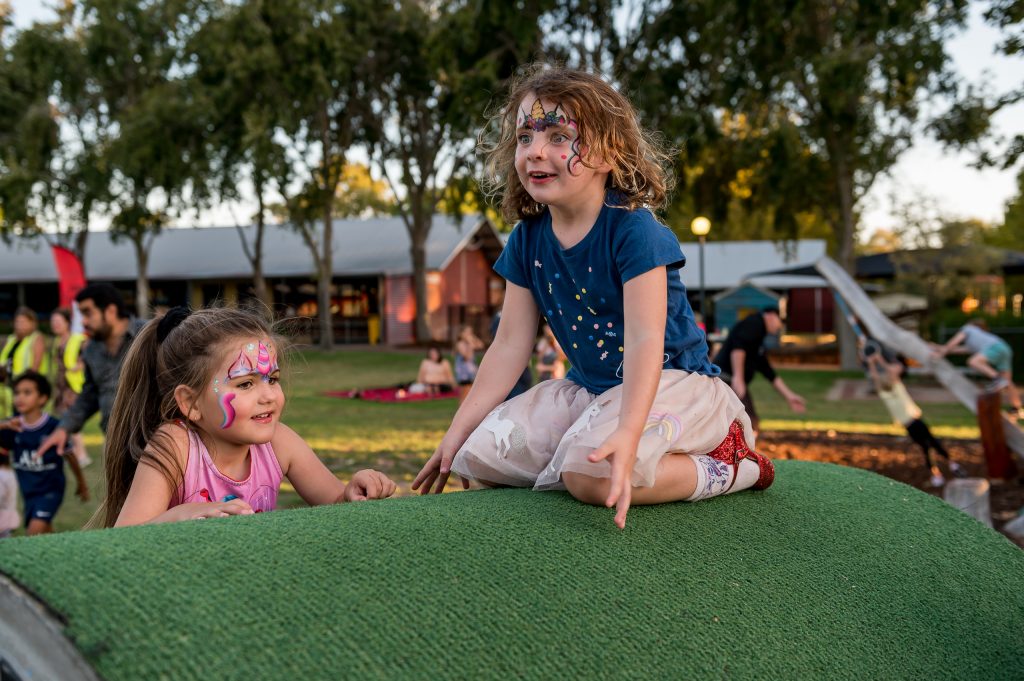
[762,430,1024,548]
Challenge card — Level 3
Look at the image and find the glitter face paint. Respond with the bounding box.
[518,99,582,173]
[215,340,279,430]
[226,341,278,381]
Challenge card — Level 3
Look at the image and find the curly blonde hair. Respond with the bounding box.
[481,64,674,223]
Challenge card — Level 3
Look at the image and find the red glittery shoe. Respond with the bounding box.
[705,420,775,492]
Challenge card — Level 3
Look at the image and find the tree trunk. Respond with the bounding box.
[410,219,431,343]
[252,193,272,313]
[318,202,334,350]
[832,150,860,370]
[834,154,857,273]
[133,237,150,319]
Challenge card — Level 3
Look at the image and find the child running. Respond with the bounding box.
[100,306,396,527]
[864,348,964,487]
[413,66,773,528]
[0,371,89,535]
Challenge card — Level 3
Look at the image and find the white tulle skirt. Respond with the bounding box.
[450,370,753,491]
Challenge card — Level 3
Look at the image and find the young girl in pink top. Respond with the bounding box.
[99,307,396,527]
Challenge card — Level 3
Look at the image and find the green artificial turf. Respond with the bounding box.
[0,460,1021,680]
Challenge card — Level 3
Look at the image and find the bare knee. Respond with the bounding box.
[562,471,609,506]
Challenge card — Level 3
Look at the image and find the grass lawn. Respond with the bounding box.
[37,349,976,535]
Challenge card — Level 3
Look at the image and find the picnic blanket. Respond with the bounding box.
[324,385,458,402]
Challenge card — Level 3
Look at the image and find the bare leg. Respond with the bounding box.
[562,453,698,507]
[967,353,999,380]
[1002,370,1023,411]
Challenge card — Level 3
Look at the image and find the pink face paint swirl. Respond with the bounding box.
[256,341,276,378]
[219,392,236,429]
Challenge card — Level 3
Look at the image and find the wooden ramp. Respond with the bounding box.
[815,256,1024,462]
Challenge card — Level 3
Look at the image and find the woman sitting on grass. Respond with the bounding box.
[98,306,396,527]
[414,346,456,395]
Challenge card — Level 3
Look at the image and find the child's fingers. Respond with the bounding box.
[411,465,433,491]
[431,470,452,495]
[588,442,613,463]
[614,485,632,530]
[195,509,229,519]
[412,451,442,490]
[364,473,382,499]
[439,450,457,476]
[221,500,254,515]
[604,456,624,508]
[415,469,438,495]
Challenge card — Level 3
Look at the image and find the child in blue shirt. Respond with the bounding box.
[0,371,89,535]
[413,66,773,528]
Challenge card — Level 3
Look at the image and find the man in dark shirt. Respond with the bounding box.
[712,307,806,435]
[38,284,143,455]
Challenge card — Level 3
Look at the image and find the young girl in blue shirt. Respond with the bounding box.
[413,66,773,528]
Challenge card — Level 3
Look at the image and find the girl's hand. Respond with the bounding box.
[165,499,255,522]
[587,428,641,530]
[344,469,397,501]
[411,433,471,495]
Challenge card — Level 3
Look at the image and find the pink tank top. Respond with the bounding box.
[170,428,284,513]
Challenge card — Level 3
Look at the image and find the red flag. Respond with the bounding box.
[51,245,87,308]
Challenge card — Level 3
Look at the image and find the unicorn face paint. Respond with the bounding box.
[516,98,582,174]
[226,341,279,381]
[514,93,608,211]
[206,339,284,437]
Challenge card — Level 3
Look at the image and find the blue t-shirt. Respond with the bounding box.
[0,414,65,497]
[495,200,717,394]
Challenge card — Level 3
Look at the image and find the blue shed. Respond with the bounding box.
[712,284,780,334]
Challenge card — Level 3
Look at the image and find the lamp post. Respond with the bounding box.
[690,216,711,329]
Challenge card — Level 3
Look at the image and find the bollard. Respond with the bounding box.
[977,390,1016,480]
[943,478,993,528]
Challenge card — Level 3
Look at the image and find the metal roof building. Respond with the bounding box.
[0,214,488,283]
[2,222,834,342]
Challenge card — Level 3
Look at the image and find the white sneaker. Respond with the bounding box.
[929,473,946,488]
[78,455,92,468]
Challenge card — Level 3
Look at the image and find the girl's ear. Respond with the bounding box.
[173,384,202,422]
[593,155,613,174]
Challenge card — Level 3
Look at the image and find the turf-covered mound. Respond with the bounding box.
[0,460,1022,680]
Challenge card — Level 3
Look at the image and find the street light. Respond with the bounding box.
[690,216,711,331]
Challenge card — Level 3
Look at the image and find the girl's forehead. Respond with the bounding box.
[217,338,276,363]
[516,94,575,125]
